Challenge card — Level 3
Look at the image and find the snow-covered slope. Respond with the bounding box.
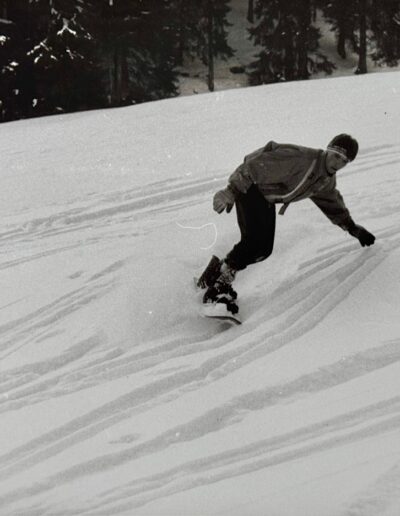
[1,72,400,516]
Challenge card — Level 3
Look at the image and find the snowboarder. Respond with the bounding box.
[197,134,376,317]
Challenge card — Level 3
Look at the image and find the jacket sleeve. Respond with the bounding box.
[310,186,355,230]
[227,141,303,195]
[227,163,253,195]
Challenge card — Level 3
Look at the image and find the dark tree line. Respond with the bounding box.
[248,0,335,84]
[249,0,400,85]
[248,0,400,83]
[1,0,400,122]
[0,0,232,121]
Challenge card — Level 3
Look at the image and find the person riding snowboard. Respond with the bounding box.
[197,134,376,316]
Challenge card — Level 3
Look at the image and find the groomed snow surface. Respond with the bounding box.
[1,72,400,515]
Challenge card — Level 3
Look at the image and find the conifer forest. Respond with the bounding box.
[0,0,399,122]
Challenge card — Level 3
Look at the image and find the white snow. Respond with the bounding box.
[57,19,77,37]
[0,71,400,515]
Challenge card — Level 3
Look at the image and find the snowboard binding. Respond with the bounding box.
[196,255,222,289]
[203,283,239,315]
[196,255,241,324]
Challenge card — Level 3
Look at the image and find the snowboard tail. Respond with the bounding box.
[201,303,242,325]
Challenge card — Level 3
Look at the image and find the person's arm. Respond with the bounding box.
[311,187,354,228]
[214,141,305,214]
[311,187,375,246]
[213,156,254,214]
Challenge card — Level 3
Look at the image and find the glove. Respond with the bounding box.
[213,186,235,214]
[348,223,376,247]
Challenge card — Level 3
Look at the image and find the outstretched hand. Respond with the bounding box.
[348,224,376,247]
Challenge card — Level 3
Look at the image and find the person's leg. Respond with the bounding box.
[225,184,276,271]
[198,186,275,288]
[202,186,275,309]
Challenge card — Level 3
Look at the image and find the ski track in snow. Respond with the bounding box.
[1,142,400,515]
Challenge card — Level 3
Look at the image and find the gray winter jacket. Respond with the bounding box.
[227,141,355,230]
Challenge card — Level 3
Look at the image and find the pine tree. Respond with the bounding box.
[370,0,400,66]
[169,0,233,91]
[200,0,234,91]
[25,0,103,116]
[317,0,357,59]
[247,0,255,23]
[0,17,20,120]
[170,0,202,66]
[249,0,334,85]
[356,0,368,74]
[320,0,400,73]
[97,0,178,105]
[131,0,179,101]
[0,1,38,120]
[1,0,180,119]
[319,0,367,72]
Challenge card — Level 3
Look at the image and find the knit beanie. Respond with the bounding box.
[327,134,359,162]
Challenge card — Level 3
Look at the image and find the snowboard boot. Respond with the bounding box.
[203,261,239,315]
[197,255,222,289]
[215,260,237,288]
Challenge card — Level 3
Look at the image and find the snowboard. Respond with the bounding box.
[194,276,242,325]
[201,301,242,325]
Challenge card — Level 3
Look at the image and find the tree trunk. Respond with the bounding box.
[311,1,317,23]
[336,1,348,59]
[108,54,113,105]
[120,46,129,103]
[298,0,311,79]
[284,25,295,81]
[112,45,122,105]
[356,0,368,74]
[247,0,254,23]
[207,0,214,92]
[281,4,295,81]
[1,0,8,18]
[337,30,346,59]
[112,45,129,105]
[176,0,185,66]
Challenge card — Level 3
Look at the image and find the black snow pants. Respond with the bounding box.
[225,184,276,271]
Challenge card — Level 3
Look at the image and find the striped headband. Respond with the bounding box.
[327,145,350,162]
